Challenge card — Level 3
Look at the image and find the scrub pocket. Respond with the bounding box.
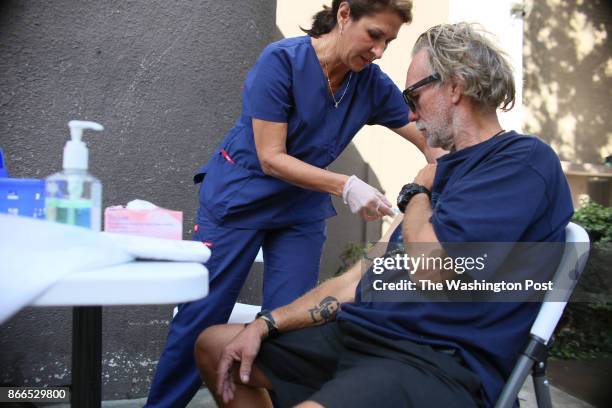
[199,152,251,221]
[227,171,293,217]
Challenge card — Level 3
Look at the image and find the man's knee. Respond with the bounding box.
[295,402,325,408]
[194,324,232,374]
[195,324,274,391]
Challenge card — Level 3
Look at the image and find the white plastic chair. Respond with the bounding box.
[495,222,590,408]
[227,302,262,324]
[171,302,260,323]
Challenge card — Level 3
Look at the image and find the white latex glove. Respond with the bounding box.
[342,175,394,221]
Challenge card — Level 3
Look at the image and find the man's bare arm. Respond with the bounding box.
[266,214,404,333]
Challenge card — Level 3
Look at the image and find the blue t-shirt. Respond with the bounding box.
[338,131,573,407]
[195,36,409,228]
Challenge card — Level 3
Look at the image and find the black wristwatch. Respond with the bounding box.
[255,310,280,338]
[397,183,431,213]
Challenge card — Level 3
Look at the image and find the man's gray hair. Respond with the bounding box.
[413,23,515,112]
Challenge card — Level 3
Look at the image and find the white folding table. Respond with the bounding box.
[0,214,210,407]
[31,261,208,408]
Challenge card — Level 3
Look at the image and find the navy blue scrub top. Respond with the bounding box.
[195,36,409,229]
[338,132,574,407]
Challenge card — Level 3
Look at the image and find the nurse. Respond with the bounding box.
[146,1,431,406]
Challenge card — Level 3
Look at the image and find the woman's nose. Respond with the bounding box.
[371,43,386,59]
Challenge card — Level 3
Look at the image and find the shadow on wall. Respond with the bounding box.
[523,0,612,164]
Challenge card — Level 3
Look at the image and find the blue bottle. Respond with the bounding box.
[0,148,46,218]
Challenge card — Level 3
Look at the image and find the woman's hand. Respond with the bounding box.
[342,175,394,221]
[216,319,268,404]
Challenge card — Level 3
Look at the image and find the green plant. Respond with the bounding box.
[572,198,612,243]
[550,199,612,359]
[335,242,372,276]
[549,301,612,359]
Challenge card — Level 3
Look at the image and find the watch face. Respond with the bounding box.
[397,183,429,213]
[397,184,414,213]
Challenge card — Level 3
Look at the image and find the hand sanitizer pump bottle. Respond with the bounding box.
[45,120,104,231]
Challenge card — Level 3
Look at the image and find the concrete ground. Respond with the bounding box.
[45,377,593,408]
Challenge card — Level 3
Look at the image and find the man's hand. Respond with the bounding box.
[414,163,437,190]
[216,319,268,404]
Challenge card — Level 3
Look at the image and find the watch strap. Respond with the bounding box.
[256,310,279,338]
[398,183,431,213]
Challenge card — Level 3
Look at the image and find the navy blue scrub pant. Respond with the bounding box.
[145,206,326,407]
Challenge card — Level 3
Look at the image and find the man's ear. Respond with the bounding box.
[449,78,464,105]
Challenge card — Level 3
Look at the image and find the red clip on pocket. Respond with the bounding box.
[220,149,235,164]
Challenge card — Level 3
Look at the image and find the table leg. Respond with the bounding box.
[72,306,102,408]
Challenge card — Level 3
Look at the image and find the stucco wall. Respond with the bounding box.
[0,0,276,399]
[523,0,612,164]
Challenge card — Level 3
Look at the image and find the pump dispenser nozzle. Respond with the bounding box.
[63,120,104,170]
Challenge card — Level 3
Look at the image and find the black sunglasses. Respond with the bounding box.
[402,73,441,112]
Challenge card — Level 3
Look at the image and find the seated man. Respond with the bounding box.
[195,23,573,408]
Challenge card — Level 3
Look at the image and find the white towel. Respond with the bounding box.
[0,214,210,324]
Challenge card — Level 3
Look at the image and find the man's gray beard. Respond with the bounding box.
[418,122,455,151]
[431,132,455,151]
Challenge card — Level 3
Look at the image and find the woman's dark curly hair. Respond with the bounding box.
[301,0,413,37]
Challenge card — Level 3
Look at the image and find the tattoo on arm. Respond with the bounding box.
[308,296,340,325]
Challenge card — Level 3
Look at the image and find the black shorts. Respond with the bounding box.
[256,320,483,408]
